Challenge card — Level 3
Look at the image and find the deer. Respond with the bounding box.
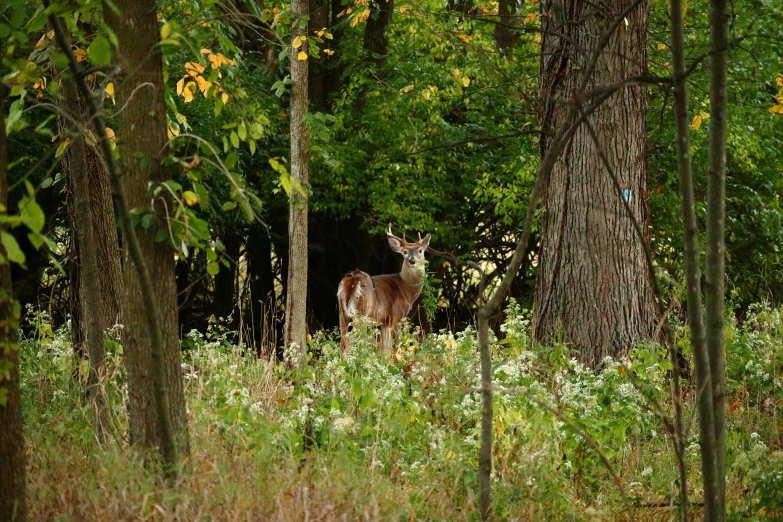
[337,227,431,354]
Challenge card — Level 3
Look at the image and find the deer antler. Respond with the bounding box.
[418,232,422,242]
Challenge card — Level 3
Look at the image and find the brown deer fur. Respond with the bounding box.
[338,229,431,353]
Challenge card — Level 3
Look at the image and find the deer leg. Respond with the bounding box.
[379,326,393,354]
[339,308,350,353]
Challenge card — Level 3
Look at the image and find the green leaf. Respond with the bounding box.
[230,131,239,149]
[225,152,237,170]
[237,121,247,141]
[222,201,237,211]
[206,260,220,276]
[1,232,26,266]
[20,199,45,233]
[88,34,112,66]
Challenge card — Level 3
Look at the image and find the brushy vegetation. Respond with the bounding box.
[20,301,781,521]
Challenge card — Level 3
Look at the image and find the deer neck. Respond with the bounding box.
[399,262,425,289]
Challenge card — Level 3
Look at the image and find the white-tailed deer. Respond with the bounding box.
[337,228,431,353]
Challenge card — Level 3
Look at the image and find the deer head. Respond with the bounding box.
[386,226,431,269]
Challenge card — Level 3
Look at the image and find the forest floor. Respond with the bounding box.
[20,302,782,521]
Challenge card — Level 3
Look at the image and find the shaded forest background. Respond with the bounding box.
[4,0,781,355]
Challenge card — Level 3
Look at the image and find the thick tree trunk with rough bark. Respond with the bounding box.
[285,0,311,365]
[61,74,119,441]
[0,85,28,522]
[533,0,656,367]
[104,0,190,456]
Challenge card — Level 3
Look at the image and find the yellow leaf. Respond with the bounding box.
[105,82,115,104]
[200,48,211,54]
[691,114,702,130]
[457,33,470,44]
[422,90,430,101]
[297,51,308,61]
[161,22,171,39]
[699,111,709,120]
[657,43,666,50]
[292,35,305,49]
[221,90,229,104]
[196,76,213,96]
[35,33,47,50]
[176,78,185,95]
[350,14,361,27]
[323,48,335,56]
[182,191,198,206]
[361,8,371,21]
[663,61,670,67]
[427,85,436,92]
[105,127,116,149]
[183,81,196,102]
[462,77,470,87]
[316,29,325,37]
[769,104,783,115]
[337,9,347,17]
[73,47,87,62]
[185,62,205,76]
[400,5,410,14]
[208,52,235,69]
[524,13,537,24]
[776,76,783,88]
[399,84,415,94]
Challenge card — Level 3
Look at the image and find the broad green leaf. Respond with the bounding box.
[1,232,25,266]
[88,34,111,66]
[21,199,45,233]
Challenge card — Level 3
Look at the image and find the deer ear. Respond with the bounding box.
[387,235,404,253]
[420,233,431,249]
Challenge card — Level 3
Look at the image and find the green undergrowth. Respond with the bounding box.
[19,301,782,521]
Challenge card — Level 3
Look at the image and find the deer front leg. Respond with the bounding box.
[379,325,394,354]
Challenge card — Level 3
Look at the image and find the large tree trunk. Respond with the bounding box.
[0,84,28,522]
[285,0,311,365]
[61,74,120,442]
[533,0,656,367]
[104,0,190,456]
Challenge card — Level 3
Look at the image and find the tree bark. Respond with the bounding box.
[493,0,522,58]
[706,0,729,516]
[61,74,115,442]
[0,84,28,522]
[309,0,329,111]
[213,231,240,324]
[285,0,311,366]
[103,0,190,459]
[246,226,276,354]
[668,0,721,517]
[363,0,394,68]
[533,0,657,367]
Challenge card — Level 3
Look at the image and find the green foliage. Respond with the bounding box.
[17,300,783,518]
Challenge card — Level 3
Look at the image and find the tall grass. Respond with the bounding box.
[20,303,781,520]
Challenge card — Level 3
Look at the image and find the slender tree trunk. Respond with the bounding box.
[285,0,311,365]
[102,0,190,459]
[61,74,112,442]
[669,0,721,517]
[493,0,522,58]
[363,0,394,68]
[706,0,729,516]
[309,0,329,111]
[213,232,240,324]
[534,0,657,367]
[246,226,275,353]
[0,84,28,522]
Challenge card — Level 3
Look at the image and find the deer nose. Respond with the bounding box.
[408,257,416,265]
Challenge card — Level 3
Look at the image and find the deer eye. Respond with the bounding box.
[403,249,408,255]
